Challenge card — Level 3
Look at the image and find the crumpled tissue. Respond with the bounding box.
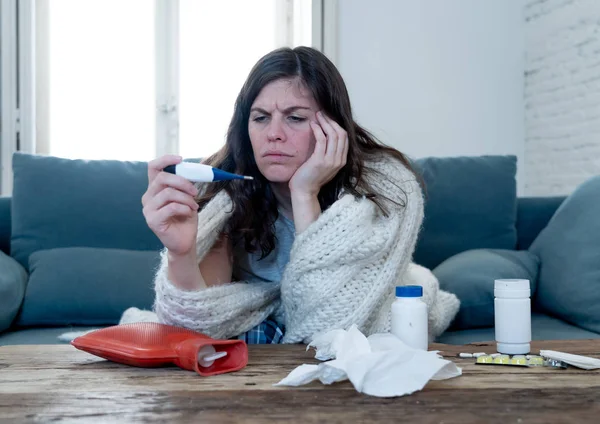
[275,324,462,397]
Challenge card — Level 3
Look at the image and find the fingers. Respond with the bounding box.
[142,171,198,205]
[342,133,349,165]
[144,186,199,215]
[316,112,348,168]
[310,120,327,158]
[146,202,196,233]
[142,183,199,233]
[316,111,338,160]
[326,117,348,166]
[148,154,182,183]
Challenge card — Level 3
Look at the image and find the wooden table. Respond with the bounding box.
[1,340,599,423]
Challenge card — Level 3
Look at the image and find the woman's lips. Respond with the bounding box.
[263,151,292,158]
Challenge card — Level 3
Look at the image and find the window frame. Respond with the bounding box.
[1,0,37,195]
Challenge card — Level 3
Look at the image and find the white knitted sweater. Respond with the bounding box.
[153,154,460,344]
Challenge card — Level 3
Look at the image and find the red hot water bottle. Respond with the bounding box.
[71,322,248,376]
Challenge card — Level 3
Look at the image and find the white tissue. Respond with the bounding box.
[275,325,462,397]
[540,350,600,370]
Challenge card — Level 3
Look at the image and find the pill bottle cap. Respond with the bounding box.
[494,279,530,299]
[396,285,423,298]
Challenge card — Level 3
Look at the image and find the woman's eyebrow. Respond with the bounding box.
[250,107,269,115]
[283,106,312,113]
[250,106,312,114]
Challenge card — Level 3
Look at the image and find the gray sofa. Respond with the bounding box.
[1,152,599,345]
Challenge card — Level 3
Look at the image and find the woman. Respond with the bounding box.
[142,46,459,344]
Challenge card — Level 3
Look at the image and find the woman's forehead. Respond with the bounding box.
[252,78,317,109]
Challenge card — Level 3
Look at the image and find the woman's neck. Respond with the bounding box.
[271,182,294,221]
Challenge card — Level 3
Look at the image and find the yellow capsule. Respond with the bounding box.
[493,355,510,364]
[511,355,528,365]
[476,355,493,364]
[528,356,544,366]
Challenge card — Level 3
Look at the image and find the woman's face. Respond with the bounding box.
[248,78,320,183]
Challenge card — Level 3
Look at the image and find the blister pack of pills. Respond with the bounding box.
[456,352,568,368]
[474,354,567,369]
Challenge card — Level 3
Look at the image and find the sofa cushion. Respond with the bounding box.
[0,326,105,346]
[436,312,600,345]
[10,153,163,270]
[0,251,28,332]
[15,247,160,327]
[434,248,539,330]
[530,175,600,333]
[412,155,518,269]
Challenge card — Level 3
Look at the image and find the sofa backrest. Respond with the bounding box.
[2,192,564,266]
[10,153,163,271]
[516,196,565,250]
[3,153,566,270]
[412,155,518,269]
[0,197,10,255]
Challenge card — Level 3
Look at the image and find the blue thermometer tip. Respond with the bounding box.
[212,168,254,181]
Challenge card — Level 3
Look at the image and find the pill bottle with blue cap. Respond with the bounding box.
[391,285,428,350]
[494,279,531,354]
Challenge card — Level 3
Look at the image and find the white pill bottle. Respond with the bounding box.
[391,285,428,350]
[494,279,531,354]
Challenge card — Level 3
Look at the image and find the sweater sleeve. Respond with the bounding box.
[280,157,427,343]
[152,190,281,340]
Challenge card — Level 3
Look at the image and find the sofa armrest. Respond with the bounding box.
[0,196,10,255]
[516,196,565,250]
[0,250,28,333]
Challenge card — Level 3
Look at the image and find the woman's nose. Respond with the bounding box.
[267,119,285,142]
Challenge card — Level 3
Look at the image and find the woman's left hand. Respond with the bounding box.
[288,111,349,196]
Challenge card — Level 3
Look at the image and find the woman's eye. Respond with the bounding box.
[288,116,306,122]
[252,116,267,123]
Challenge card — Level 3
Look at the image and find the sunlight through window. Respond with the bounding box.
[48,0,155,161]
[44,0,312,162]
[179,0,277,160]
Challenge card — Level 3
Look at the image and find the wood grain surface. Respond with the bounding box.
[1,339,599,423]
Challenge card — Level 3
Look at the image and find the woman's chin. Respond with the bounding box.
[264,173,293,184]
[259,164,296,183]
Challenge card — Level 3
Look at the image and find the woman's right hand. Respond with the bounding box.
[142,155,200,257]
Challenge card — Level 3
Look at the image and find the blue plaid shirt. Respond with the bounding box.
[236,319,285,344]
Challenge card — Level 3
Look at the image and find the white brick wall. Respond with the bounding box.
[525,0,600,196]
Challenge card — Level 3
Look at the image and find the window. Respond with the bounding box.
[42,0,314,161]
[178,0,279,160]
[46,0,156,161]
[1,0,336,194]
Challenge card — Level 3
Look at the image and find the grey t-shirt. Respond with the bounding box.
[232,213,296,283]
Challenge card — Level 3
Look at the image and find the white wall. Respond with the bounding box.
[524,0,600,196]
[337,0,526,193]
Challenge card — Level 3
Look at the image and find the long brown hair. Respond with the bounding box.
[198,46,419,258]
